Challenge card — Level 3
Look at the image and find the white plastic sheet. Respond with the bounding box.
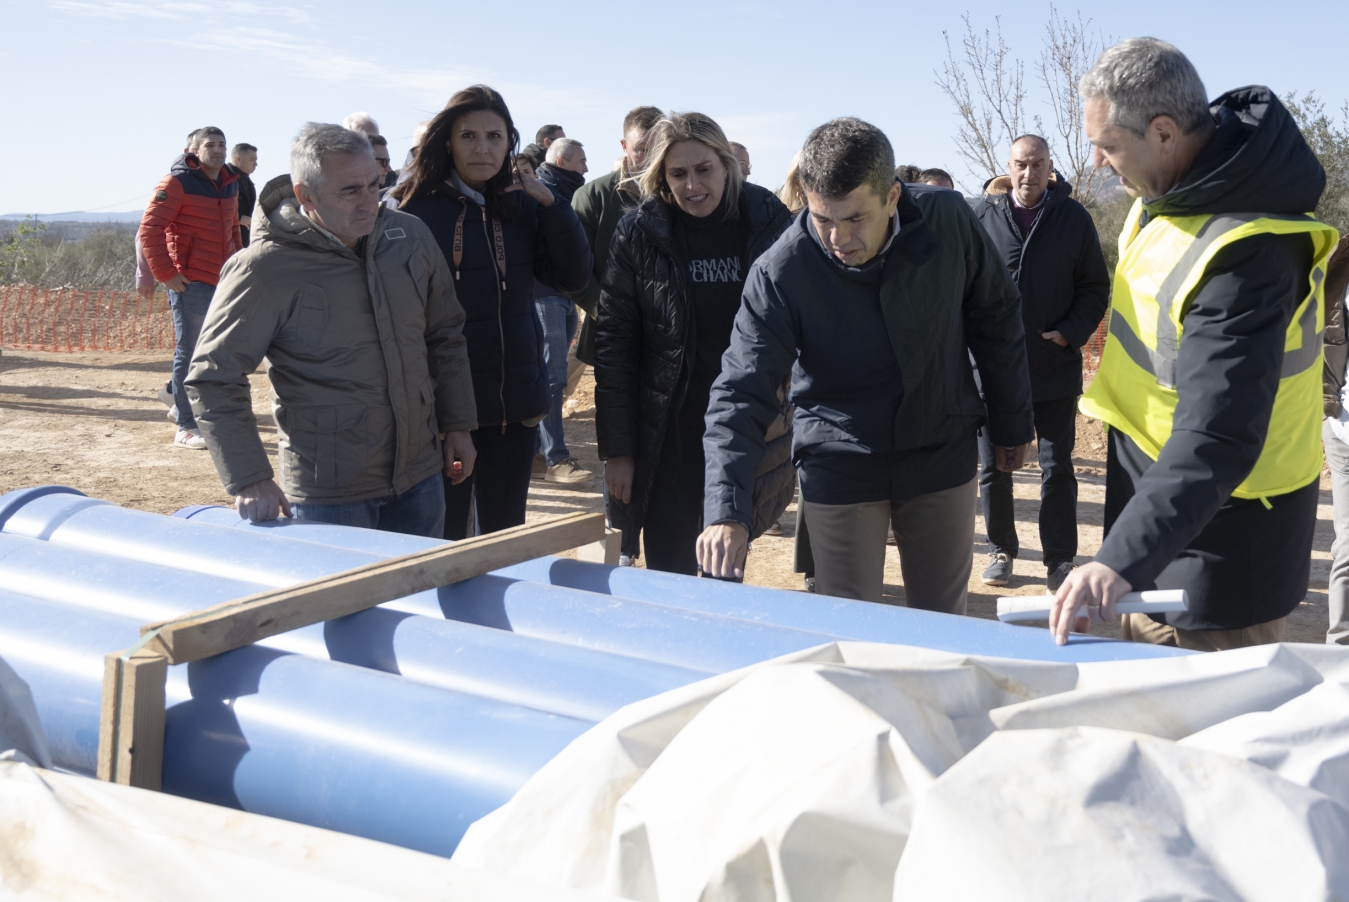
[0,759,611,901]
[453,641,1349,901]
[0,658,605,901]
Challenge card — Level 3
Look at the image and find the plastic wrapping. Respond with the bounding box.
[454,641,1349,901]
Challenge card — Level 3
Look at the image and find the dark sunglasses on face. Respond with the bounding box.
[374,157,392,169]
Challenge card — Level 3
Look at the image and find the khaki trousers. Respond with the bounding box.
[802,477,976,613]
[1120,613,1287,651]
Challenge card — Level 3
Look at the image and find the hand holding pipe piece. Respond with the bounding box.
[996,590,1188,623]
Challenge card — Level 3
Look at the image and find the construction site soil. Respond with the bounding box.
[0,349,1333,644]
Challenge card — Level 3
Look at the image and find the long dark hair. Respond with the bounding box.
[391,84,520,217]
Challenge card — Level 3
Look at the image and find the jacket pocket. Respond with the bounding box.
[286,285,329,349]
[280,404,367,491]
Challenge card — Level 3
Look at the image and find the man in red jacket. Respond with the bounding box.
[138,126,240,449]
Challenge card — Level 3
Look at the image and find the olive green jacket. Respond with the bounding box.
[186,199,476,504]
[568,167,641,364]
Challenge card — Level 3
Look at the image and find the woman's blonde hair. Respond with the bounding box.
[632,111,744,219]
[778,151,807,214]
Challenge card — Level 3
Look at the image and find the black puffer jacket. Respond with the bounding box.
[975,172,1110,400]
[398,178,591,429]
[595,182,793,535]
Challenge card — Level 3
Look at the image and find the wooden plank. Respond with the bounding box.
[141,511,605,665]
[96,647,167,789]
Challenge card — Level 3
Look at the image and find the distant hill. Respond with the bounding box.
[0,211,144,223]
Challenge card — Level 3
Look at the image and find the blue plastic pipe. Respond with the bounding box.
[1,488,850,673]
[0,587,590,856]
[0,531,708,722]
[177,502,1190,663]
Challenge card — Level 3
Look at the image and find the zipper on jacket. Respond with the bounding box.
[480,207,509,434]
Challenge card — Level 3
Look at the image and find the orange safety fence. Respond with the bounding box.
[0,285,175,352]
[1082,315,1109,385]
[0,283,1115,377]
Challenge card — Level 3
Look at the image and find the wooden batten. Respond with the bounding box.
[96,648,167,789]
[96,510,604,789]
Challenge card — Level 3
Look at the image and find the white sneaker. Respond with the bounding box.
[173,429,207,450]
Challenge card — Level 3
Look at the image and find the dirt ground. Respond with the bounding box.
[0,348,1334,644]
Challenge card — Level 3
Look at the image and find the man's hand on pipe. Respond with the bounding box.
[1048,561,1132,645]
[235,478,292,522]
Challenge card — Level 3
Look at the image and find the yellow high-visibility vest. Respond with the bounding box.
[1080,200,1339,501]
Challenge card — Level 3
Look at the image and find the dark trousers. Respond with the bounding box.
[641,428,705,575]
[977,396,1078,571]
[444,422,538,540]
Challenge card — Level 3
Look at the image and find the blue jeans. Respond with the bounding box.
[292,472,446,538]
[169,281,216,432]
[535,295,577,466]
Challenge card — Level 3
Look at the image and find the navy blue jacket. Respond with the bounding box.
[534,163,587,299]
[398,180,591,429]
[703,182,1035,530]
[974,173,1109,400]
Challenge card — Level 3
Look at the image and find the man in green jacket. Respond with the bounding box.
[568,105,663,365]
[186,123,478,538]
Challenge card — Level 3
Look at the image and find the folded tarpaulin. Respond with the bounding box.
[0,760,611,900]
[452,641,1349,901]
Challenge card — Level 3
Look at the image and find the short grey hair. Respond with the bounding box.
[1079,37,1210,137]
[545,137,583,165]
[290,123,373,192]
[342,111,379,135]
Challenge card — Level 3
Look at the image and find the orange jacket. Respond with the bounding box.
[138,154,240,286]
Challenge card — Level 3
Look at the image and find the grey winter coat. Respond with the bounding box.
[186,199,477,504]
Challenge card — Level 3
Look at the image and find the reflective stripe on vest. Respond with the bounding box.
[1080,199,1340,501]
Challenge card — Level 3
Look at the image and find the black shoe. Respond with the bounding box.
[981,553,1013,587]
[1047,561,1075,593]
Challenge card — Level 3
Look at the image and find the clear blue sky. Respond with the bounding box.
[3,0,1347,214]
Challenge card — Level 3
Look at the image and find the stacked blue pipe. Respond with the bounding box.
[0,486,1186,858]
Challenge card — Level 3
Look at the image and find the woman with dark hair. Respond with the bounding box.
[390,84,591,538]
[595,111,794,574]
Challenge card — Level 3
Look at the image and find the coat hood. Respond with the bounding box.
[1145,86,1326,218]
[169,152,239,188]
[981,171,1072,210]
[253,196,365,257]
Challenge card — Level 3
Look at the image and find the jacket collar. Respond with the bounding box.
[256,197,383,259]
[980,171,1070,211]
[804,180,938,279]
[170,152,240,189]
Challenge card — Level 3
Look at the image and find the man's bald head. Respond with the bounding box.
[1007,134,1052,207]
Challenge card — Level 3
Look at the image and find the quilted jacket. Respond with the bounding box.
[595,182,794,537]
[138,153,240,286]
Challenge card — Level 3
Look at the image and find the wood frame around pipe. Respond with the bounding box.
[96,511,608,789]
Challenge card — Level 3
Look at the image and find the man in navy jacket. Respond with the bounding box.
[697,118,1034,611]
[973,136,1109,592]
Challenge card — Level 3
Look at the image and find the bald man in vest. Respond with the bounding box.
[1049,38,1338,649]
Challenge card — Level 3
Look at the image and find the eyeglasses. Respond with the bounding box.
[374,157,392,170]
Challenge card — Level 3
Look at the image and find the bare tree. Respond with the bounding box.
[935,14,1033,192]
[1285,91,1349,234]
[1037,6,1112,202]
